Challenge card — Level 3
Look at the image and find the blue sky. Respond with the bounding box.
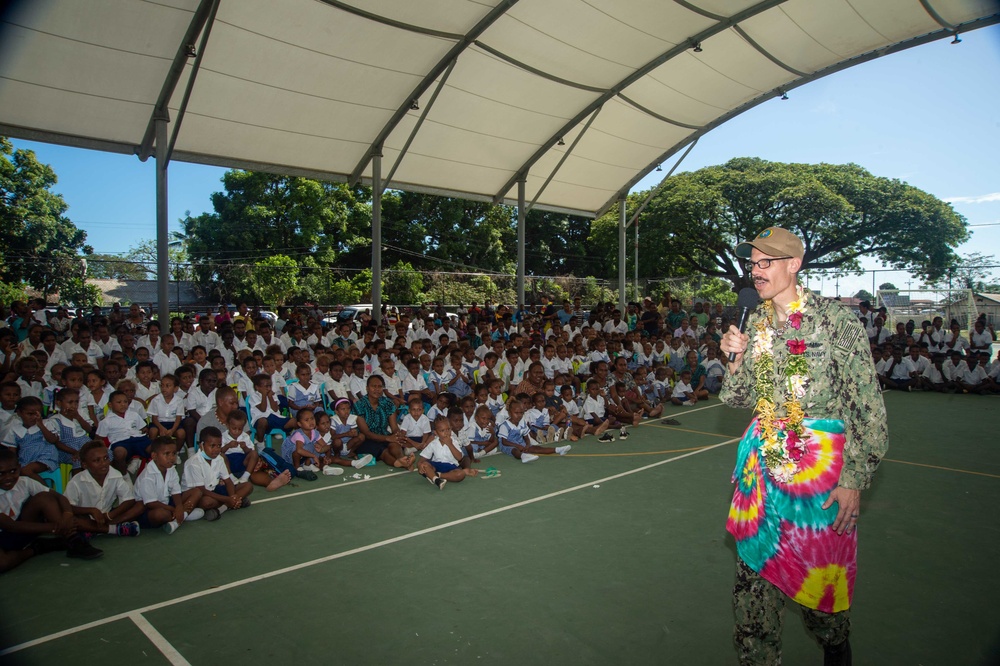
[11,24,1000,299]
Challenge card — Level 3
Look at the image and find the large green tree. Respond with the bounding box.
[181,171,369,301]
[0,137,92,298]
[591,158,968,290]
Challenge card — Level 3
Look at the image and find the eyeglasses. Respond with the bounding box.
[744,256,793,271]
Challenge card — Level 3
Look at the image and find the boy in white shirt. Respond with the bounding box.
[65,441,142,536]
[417,416,473,490]
[152,334,181,377]
[0,447,103,570]
[182,427,252,521]
[97,391,153,474]
[134,438,204,534]
[221,410,258,483]
[148,374,187,443]
[465,405,499,458]
[920,354,948,392]
[399,398,433,454]
[402,358,434,405]
[133,361,161,408]
[671,369,698,406]
[496,400,571,464]
[581,379,613,442]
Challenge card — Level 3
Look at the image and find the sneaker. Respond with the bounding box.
[186,508,205,522]
[553,427,562,442]
[563,426,573,441]
[619,427,630,440]
[521,453,539,463]
[204,508,222,522]
[240,497,251,508]
[556,445,572,455]
[481,448,500,457]
[66,536,104,560]
[126,457,142,476]
[162,520,179,535]
[116,521,141,537]
[425,473,439,487]
[305,463,320,472]
[598,432,615,443]
[434,476,447,490]
[323,466,345,476]
[352,454,374,469]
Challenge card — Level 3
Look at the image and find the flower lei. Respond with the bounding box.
[751,285,810,483]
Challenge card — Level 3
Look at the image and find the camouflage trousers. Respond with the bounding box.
[733,558,851,665]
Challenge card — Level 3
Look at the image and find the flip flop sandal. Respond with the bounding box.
[663,418,681,426]
[480,467,502,479]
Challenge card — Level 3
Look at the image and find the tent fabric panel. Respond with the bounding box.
[933,0,1000,24]
[0,79,152,146]
[579,0,718,47]
[341,0,497,35]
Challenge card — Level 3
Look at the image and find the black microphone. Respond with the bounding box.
[729,287,761,363]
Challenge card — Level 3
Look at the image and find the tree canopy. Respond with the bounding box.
[0,137,92,298]
[590,158,968,289]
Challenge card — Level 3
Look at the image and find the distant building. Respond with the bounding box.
[88,279,207,308]
[974,293,1000,326]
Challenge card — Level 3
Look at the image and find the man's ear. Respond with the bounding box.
[788,257,803,275]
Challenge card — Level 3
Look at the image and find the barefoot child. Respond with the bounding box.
[65,441,142,536]
[465,405,499,458]
[559,384,589,442]
[182,427,252,521]
[134,437,204,534]
[417,416,473,490]
[399,397,433,454]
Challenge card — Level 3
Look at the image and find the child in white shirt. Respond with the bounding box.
[417,415,473,489]
[65,441,142,536]
[399,398,433,453]
[148,374,187,443]
[182,427,252,521]
[581,379,613,441]
[134,438,204,533]
[96,391,152,474]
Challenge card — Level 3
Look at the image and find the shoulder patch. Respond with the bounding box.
[834,321,863,353]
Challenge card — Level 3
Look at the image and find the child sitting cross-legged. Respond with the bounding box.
[221,409,259,484]
[281,408,322,480]
[524,392,558,443]
[312,411,368,475]
[399,396,433,456]
[581,379,614,442]
[496,398,571,464]
[97,390,153,475]
[65,441,143,537]
[249,373,297,447]
[465,405,499,459]
[323,399,374,469]
[418,416,476,490]
[134,437,205,534]
[0,447,103,572]
[182,427,252,521]
[147,373,187,444]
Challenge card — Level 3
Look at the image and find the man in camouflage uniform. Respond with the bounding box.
[720,227,888,666]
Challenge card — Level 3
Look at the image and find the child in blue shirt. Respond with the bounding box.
[2,397,59,483]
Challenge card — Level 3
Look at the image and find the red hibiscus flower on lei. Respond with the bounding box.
[787,311,803,330]
[786,339,807,355]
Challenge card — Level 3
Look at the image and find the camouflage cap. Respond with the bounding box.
[735,226,804,260]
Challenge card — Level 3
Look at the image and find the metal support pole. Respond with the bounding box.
[371,150,383,324]
[516,178,526,308]
[634,220,639,300]
[618,198,626,311]
[155,116,170,325]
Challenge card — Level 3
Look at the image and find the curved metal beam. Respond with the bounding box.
[732,25,807,77]
[616,93,702,130]
[347,0,521,186]
[672,0,725,21]
[473,42,607,93]
[919,0,958,31]
[493,0,791,203]
[166,0,221,164]
[137,0,216,161]
[315,0,465,40]
[594,12,1000,217]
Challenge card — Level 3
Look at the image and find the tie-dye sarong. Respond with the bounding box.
[726,417,856,613]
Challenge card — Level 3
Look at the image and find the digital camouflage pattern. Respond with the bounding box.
[720,292,888,490]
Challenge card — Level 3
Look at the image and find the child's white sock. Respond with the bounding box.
[238,471,250,483]
[107,523,119,535]
[217,505,229,515]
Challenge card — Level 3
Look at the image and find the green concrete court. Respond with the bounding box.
[1,392,998,665]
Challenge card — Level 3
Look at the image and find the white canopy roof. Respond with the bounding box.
[1,0,997,217]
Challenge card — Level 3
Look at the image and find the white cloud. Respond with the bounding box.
[945,192,1000,204]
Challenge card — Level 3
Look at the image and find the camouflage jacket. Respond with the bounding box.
[720,291,888,490]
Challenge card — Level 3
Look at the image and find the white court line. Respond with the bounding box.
[0,435,739,657]
[129,613,191,666]
[252,468,408,505]
[641,401,724,424]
